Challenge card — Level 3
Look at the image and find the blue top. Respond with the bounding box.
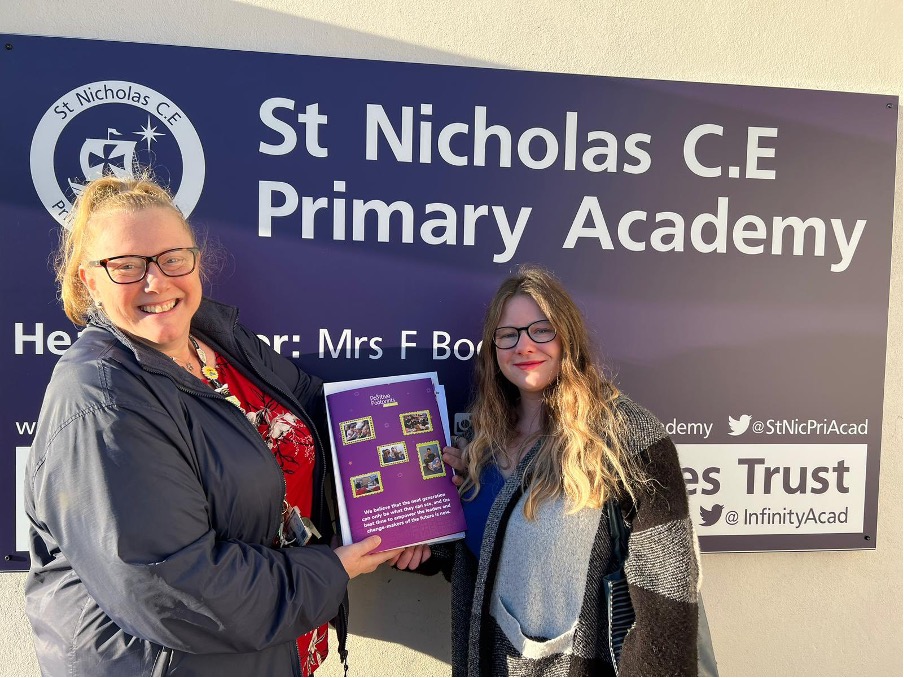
[462,463,507,557]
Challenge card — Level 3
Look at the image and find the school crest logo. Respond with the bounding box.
[30,80,205,227]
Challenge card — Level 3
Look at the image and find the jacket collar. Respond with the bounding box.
[86,297,240,392]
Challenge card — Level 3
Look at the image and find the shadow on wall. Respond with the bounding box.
[6,0,500,68]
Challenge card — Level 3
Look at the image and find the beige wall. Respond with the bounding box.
[2,1,901,676]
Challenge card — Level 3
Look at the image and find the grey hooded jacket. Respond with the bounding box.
[24,298,349,676]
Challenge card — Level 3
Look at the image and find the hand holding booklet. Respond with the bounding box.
[324,372,466,553]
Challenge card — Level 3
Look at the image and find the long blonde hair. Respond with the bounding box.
[54,174,198,326]
[462,264,646,518]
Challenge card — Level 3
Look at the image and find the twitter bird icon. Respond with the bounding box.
[699,504,724,527]
[728,414,751,436]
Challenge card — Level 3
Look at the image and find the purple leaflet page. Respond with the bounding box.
[326,376,466,552]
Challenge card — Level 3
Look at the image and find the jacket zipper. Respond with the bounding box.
[109,317,332,676]
[230,332,330,534]
[226,328,344,677]
[144,352,320,678]
[181,318,330,541]
[98,313,329,542]
[140,362,289,543]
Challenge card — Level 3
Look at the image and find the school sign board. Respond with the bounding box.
[0,34,897,568]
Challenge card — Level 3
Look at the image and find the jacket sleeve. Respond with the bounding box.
[619,435,699,676]
[30,391,349,656]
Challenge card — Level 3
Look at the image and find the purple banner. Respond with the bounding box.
[0,34,897,567]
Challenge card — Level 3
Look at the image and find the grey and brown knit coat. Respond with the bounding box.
[430,395,700,677]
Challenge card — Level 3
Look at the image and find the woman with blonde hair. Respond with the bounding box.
[24,173,425,676]
[438,264,703,676]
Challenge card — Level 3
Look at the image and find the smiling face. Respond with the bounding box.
[495,294,562,399]
[78,207,201,358]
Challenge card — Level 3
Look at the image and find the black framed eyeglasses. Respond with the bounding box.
[492,319,557,349]
[87,247,200,284]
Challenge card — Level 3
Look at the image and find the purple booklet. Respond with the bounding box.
[324,372,466,552]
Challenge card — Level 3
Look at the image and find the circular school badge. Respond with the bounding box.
[30,80,205,227]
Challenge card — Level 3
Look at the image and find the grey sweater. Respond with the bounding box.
[439,396,700,676]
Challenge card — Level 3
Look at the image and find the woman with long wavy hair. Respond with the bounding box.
[438,264,703,676]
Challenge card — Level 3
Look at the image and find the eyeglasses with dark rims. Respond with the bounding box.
[492,319,557,349]
[87,247,200,284]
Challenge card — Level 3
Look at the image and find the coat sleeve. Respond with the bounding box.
[30,389,349,656]
[619,435,699,676]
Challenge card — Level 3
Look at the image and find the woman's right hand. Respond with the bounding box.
[334,535,399,579]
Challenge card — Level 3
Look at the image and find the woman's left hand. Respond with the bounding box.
[443,441,467,486]
[388,544,431,570]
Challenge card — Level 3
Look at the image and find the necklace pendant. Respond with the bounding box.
[201,365,219,381]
